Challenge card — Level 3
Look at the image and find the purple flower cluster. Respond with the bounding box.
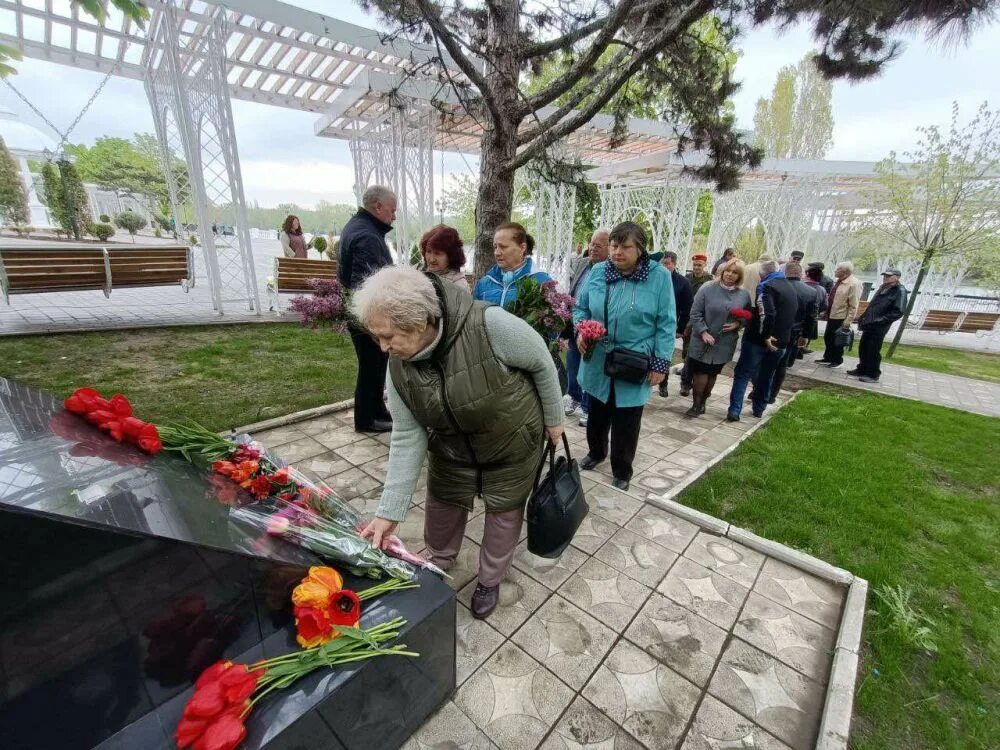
[541,279,575,322]
[289,277,350,333]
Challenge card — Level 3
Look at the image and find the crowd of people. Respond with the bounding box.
[315,184,906,621]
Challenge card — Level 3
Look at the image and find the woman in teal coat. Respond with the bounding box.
[573,222,676,491]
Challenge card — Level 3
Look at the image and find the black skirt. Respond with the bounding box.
[686,356,726,376]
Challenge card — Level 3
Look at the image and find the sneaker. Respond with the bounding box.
[579,413,588,427]
[562,394,579,416]
[859,376,880,383]
[845,368,861,376]
[826,363,844,369]
[815,358,831,364]
[726,412,740,422]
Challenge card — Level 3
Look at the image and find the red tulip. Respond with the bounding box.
[109,393,133,417]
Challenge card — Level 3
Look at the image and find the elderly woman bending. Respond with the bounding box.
[356,266,565,619]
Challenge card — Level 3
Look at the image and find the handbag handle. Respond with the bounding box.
[533,433,573,490]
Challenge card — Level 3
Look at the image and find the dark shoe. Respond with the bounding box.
[815,358,831,365]
[845,368,861,376]
[471,583,499,619]
[658,382,668,398]
[746,392,754,402]
[679,385,691,397]
[726,412,740,422]
[580,455,603,470]
[802,348,814,354]
[611,478,630,492]
[356,419,392,433]
[859,376,880,383]
[826,363,844,370]
[752,409,764,418]
[685,403,705,418]
[767,397,776,404]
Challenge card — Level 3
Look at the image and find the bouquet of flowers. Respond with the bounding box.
[515,277,575,354]
[63,387,162,454]
[289,278,352,332]
[728,308,752,325]
[575,320,607,361]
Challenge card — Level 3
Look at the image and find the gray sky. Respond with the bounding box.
[3,2,997,207]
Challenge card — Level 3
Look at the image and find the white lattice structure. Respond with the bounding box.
[349,106,436,264]
[530,179,577,288]
[598,183,701,270]
[875,253,969,328]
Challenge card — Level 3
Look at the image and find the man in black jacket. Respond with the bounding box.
[850,269,907,383]
[659,252,693,397]
[767,262,819,400]
[339,185,397,432]
[727,259,799,420]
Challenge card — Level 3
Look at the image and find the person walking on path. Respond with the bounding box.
[677,253,714,396]
[727,259,798,421]
[850,269,907,383]
[339,185,398,433]
[573,222,676,492]
[817,261,863,369]
[355,266,563,620]
[565,228,610,425]
[472,222,551,310]
[659,251,693,398]
[279,215,312,258]
[685,260,751,417]
[766,261,819,401]
[801,265,829,355]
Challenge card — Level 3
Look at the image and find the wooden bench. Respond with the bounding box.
[853,300,868,322]
[0,245,194,304]
[274,256,338,293]
[958,311,1000,336]
[919,309,964,333]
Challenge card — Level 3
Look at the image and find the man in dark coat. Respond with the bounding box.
[727,259,799,421]
[659,252,693,397]
[338,185,397,432]
[807,261,834,294]
[767,261,820,400]
[850,269,907,383]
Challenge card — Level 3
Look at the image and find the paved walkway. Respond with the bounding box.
[250,384,852,750]
[791,350,1000,418]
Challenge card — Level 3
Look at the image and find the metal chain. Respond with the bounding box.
[2,65,117,152]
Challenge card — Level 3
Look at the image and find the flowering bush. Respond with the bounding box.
[515,277,575,354]
[289,277,351,332]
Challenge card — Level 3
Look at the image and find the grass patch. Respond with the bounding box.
[676,389,999,749]
[0,323,357,431]
[885,342,1000,383]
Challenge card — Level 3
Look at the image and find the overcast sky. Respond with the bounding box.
[3,1,997,208]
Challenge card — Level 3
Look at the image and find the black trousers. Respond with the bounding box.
[586,383,644,482]
[858,325,890,380]
[822,318,847,364]
[349,327,390,428]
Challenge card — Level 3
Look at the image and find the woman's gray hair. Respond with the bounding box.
[835,261,854,275]
[350,266,441,332]
[759,258,779,275]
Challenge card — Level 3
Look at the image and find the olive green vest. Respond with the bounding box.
[390,277,545,513]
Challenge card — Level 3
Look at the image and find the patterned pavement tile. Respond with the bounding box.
[582,640,701,750]
[680,695,793,750]
[636,435,686,460]
[401,700,498,750]
[558,558,652,632]
[513,540,590,590]
[250,425,308,449]
[327,466,382,501]
[594,528,678,589]
[754,558,846,630]
[683,532,766,588]
[591,451,658,480]
[656,557,749,630]
[295,414,350,437]
[512,595,618,690]
[539,697,644,750]
[271,435,329,464]
[359,453,391,483]
[708,639,825,750]
[455,642,574,750]
[457,605,507,686]
[294,451,354,484]
[625,506,699,555]
[625,593,728,688]
[658,451,707,471]
[733,593,836,684]
[629,469,678,497]
[584,482,645,526]
[309,423,361,451]
[458,567,550,636]
[346,488,382,517]
[567,513,620,555]
[396,505,427,553]
[334,437,389,466]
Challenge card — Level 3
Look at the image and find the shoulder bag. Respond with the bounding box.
[526,434,589,558]
[602,281,651,384]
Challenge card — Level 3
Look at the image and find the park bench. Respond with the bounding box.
[957,311,1000,336]
[0,245,194,304]
[853,300,868,322]
[919,309,964,333]
[273,256,338,293]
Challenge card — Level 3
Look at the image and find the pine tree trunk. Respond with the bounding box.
[886,250,932,358]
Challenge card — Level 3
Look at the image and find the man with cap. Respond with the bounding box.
[779,250,805,274]
[850,269,908,383]
[677,253,714,396]
[807,261,834,294]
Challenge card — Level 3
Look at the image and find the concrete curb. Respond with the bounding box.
[232,398,354,435]
[817,576,868,750]
[725,526,854,586]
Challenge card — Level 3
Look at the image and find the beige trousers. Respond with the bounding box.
[423,496,523,588]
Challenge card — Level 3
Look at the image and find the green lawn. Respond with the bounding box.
[677,389,999,749]
[0,323,358,431]
[886,342,1000,384]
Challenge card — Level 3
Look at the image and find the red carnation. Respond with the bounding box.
[728,308,752,322]
[248,474,273,499]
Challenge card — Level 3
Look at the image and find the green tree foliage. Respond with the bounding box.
[753,54,834,159]
[114,210,147,238]
[247,200,356,235]
[65,135,171,211]
[91,223,115,241]
[40,159,90,239]
[0,136,29,226]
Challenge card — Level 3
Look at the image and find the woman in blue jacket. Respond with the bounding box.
[573,222,676,491]
[473,222,552,310]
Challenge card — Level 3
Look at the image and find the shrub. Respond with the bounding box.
[12,225,33,237]
[312,236,328,254]
[114,211,148,237]
[92,223,115,241]
[188,234,198,246]
[155,227,162,238]
[99,213,111,223]
[154,214,172,231]
[289,278,351,332]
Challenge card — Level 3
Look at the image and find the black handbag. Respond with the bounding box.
[834,325,855,351]
[526,434,589,558]
[602,285,650,384]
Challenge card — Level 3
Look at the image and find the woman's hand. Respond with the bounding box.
[576,334,588,355]
[721,322,740,333]
[649,371,666,386]
[360,517,399,550]
[546,425,565,445]
[701,331,716,346]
